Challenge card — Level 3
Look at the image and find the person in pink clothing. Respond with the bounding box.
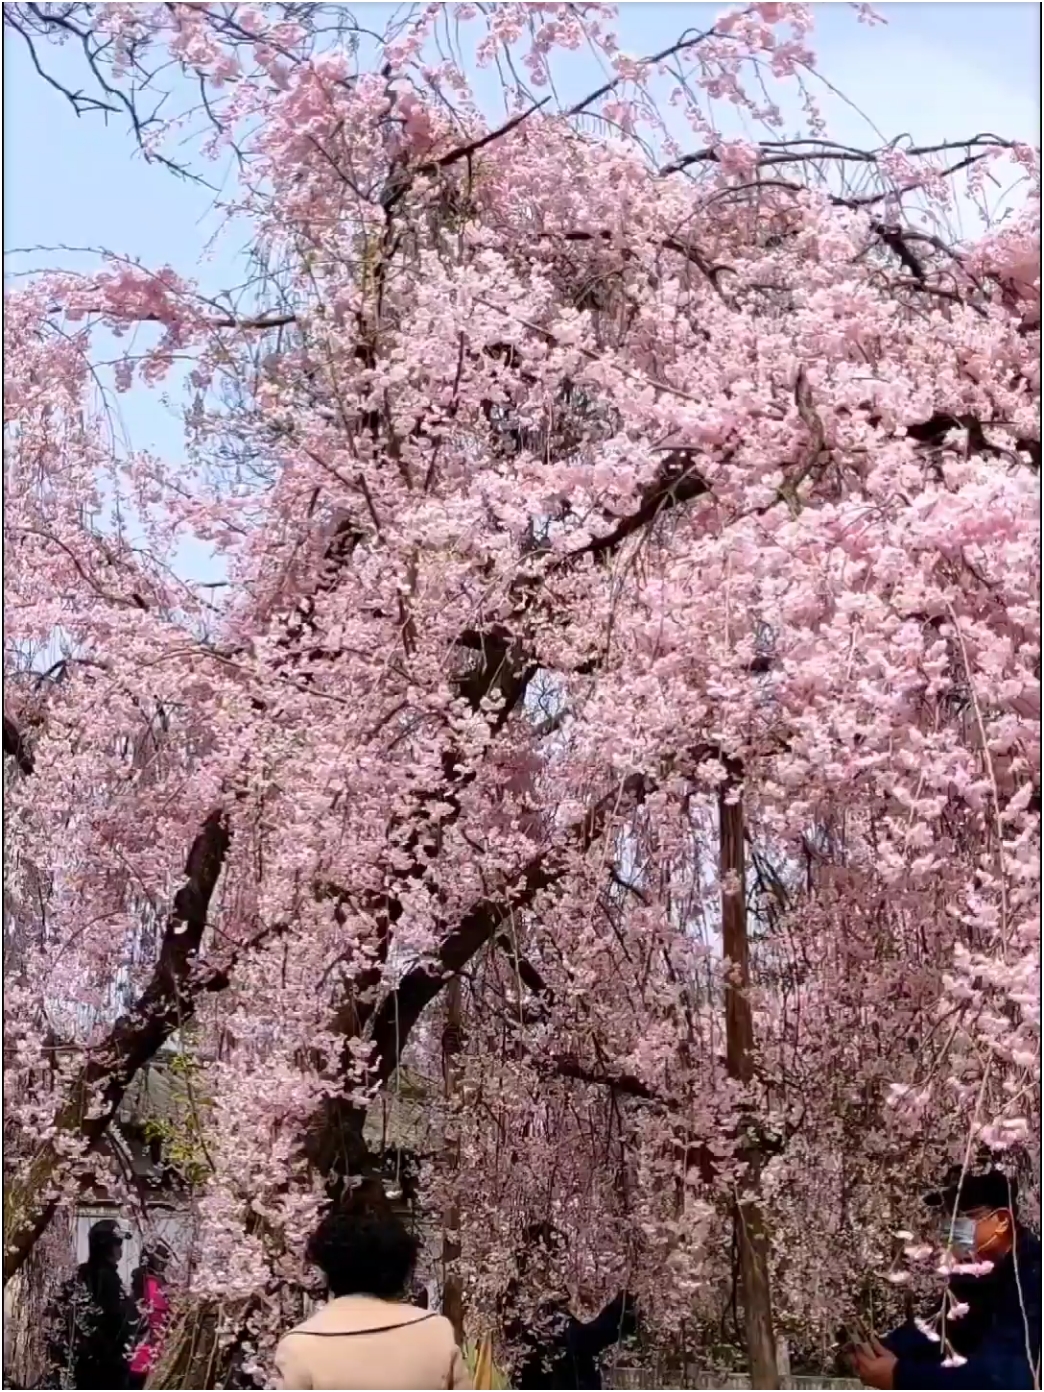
[127,1242,172,1389]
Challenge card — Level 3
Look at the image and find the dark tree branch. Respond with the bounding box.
[550,1054,664,1103]
[417,98,551,175]
[494,932,554,1004]
[563,451,709,562]
[3,810,231,1284]
[366,772,652,1087]
[660,133,1019,178]
[565,25,719,119]
[300,774,654,1191]
[3,715,35,776]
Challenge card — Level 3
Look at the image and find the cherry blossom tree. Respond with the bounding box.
[3,4,1039,1386]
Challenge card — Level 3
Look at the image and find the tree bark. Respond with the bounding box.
[440,974,465,1345]
[719,771,778,1390]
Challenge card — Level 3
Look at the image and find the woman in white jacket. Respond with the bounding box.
[274,1193,471,1391]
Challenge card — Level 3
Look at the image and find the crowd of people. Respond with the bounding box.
[37,1167,1040,1390]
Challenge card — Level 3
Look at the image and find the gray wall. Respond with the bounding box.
[74,1204,195,1286]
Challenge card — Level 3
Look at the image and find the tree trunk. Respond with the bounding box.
[719,773,778,1390]
[440,974,465,1345]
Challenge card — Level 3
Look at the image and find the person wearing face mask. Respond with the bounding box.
[44,1220,138,1389]
[852,1168,1040,1390]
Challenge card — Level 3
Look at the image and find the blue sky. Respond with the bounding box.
[7,4,1038,272]
[4,2,1039,577]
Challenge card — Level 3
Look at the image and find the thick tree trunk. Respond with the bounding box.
[719,774,779,1390]
[440,974,465,1345]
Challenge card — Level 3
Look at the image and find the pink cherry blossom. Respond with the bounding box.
[3,2,1039,1382]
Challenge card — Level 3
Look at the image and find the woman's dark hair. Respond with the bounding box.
[307,1190,419,1300]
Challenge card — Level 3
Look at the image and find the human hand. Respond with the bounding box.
[852,1336,898,1390]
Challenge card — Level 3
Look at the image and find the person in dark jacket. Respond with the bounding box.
[852,1168,1041,1390]
[46,1219,137,1390]
[502,1224,638,1391]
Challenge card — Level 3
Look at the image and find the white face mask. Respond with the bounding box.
[947,1217,978,1253]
